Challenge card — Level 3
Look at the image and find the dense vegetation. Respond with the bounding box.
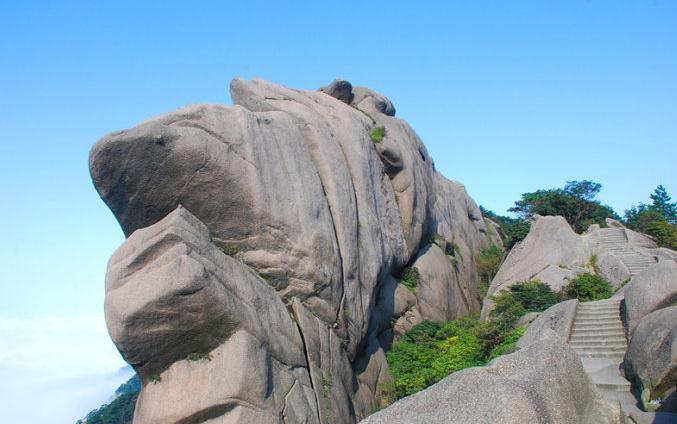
[385,280,561,400]
[385,272,618,402]
[480,207,531,249]
[399,266,419,293]
[563,273,614,302]
[483,182,675,250]
[476,244,502,296]
[508,180,618,233]
[624,185,677,249]
[77,375,140,424]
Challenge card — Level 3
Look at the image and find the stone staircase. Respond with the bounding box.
[598,228,656,276]
[570,298,628,364]
[568,298,677,422]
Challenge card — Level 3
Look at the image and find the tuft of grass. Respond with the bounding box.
[400,267,419,293]
[149,374,161,384]
[186,352,213,362]
[588,254,599,273]
[370,126,386,143]
[218,243,241,256]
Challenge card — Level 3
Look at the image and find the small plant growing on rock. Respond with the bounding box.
[218,243,241,256]
[563,273,613,301]
[400,267,419,293]
[186,352,213,362]
[476,244,502,285]
[587,254,599,273]
[149,374,161,384]
[370,126,386,143]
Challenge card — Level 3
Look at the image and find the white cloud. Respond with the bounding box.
[0,315,131,423]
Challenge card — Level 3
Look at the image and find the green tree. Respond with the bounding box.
[645,220,677,249]
[476,245,502,286]
[649,185,676,224]
[509,180,617,233]
[480,206,531,249]
[624,185,677,249]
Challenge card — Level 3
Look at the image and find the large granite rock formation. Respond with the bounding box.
[624,306,677,413]
[91,78,499,423]
[360,333,627,424]
[622,260,677,336]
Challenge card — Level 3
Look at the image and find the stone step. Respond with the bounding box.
[575,311,620,317]
[574,318,620,324]
[574,316,620,322]
[571,330,625,337]
[570,339,627,347]
[579,300,621,306]
[571,345,627,353]
[576,307,620,313]
[578,303,621,308]
[570,335,626,342]
[596,382,631,392]
[572,322,624,329]
[570,331,626,339]
[575,352,625,359]
[570,334,626,342]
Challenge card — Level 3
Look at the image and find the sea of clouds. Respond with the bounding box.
[0,314,131,423]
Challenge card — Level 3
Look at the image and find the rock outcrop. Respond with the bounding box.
[361,333,626,424]
[517,299,579,348]
[624,306,677,413]
[91,78,499,423]
[481,216,589,318]
[622,259,677,336]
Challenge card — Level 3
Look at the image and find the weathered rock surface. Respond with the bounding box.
[623,260,677,336]
[481,216,589,318]
[106,207,319,423]
[91,78,500,423]
[361,333,626,424]
[624,306,677,411]
[517,299,579,348]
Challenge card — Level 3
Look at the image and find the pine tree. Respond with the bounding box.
[649,185,677,224]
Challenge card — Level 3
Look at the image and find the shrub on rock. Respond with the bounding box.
[563,273,613,302]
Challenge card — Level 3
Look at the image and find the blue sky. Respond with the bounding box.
[0,1,675,422]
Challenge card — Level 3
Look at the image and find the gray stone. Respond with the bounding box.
[624,306,677,412]
[106,207,318,423]
[623,260,677,335]
[517,299,579,347]
[361,333,626,424]
[292,299,368,423]
[320,79,354,104]
[482,216,590,318]
[351,86,396,116]
[91,77,503,423]
[515,311,540,328]
[409,244,478,323]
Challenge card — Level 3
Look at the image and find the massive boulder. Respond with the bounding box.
[481,216,590,318]
[360,333,626,424]
[106,207,322,423]
[624,306,677,413]
[623,260,677,336]
[517,299,579,348]
[91,78,499,423]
